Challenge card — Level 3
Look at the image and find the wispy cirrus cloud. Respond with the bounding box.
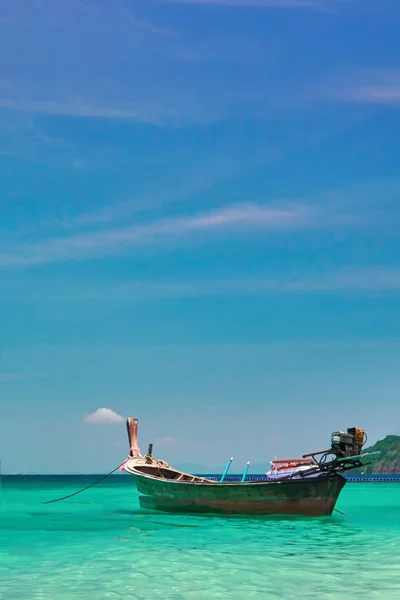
[0,1,217,128]
[64,267,400,298]
[324,70,400,105]
[340,84,400,105]
[0,0,174,34]
[3,267,400,302]
[281,267,400,293]
[0,98,188,126]
[156,436,178,445]
[97,267,400,297]
[0,0,366,134]
[0,202,313,267]
[161,0,333,7]
[1,179,399,269]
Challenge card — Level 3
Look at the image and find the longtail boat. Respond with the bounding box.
[123,419,379,516]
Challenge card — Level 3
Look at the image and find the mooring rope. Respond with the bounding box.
[41,459,128,504]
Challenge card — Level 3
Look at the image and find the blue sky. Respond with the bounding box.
[1,0,400,473]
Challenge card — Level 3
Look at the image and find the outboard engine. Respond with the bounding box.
[330,427,365,458]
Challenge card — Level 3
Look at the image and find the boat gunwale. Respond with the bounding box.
[124,463,344,488]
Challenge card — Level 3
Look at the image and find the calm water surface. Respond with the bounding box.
[1,475,399,599]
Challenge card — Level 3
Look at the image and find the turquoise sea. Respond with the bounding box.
[1,475,400,599]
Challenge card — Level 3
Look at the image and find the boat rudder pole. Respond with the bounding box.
[220,457,233,482]
[241,461,250,483]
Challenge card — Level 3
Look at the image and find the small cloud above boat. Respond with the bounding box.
[156,436,177,445]
[84,408,124,425]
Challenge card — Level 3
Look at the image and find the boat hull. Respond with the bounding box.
[130,473,346,516]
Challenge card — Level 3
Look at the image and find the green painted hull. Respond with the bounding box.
[130,473,347,516]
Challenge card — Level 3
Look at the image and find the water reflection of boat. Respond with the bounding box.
[123,419,379,516]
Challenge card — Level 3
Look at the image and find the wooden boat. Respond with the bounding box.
[123,418,379,517]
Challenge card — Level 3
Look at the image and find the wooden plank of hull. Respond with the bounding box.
[130,473,346,516]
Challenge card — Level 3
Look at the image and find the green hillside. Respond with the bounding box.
[362,435,400,474]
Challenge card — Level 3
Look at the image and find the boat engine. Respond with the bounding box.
[330,427,365,458]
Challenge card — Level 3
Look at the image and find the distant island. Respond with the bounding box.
[361,435,400,474]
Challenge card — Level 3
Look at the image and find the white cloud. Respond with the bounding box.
[84,408,124,425]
